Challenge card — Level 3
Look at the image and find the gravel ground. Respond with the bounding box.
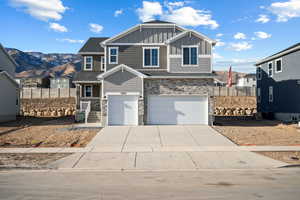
[0,153,72,168]
[256,152,300,165]
[213,120,300,146]
[0,117,100,148]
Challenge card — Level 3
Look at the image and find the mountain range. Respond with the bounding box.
[6,47,245,83]
[6,48,82,78]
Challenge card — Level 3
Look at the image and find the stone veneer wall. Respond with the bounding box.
[143,78,215,125]
[101,99,107,126]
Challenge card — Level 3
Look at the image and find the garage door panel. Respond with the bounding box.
[148,96,208,125]
[108,95,138,126]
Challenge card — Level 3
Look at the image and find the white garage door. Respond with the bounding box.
[147,96,208,125]
[108,95,138,126]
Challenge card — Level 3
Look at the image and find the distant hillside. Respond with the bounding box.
[5,47,247,81]
[6,48,82,78]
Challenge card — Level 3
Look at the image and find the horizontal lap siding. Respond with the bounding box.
[169,34,212,73]
[106,45,167,70]
[169,57,211,72]
[103,70,143,95]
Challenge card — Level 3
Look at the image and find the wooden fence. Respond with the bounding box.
[20,86,256,99]
[212,86,256,97]
[21,88,76,99]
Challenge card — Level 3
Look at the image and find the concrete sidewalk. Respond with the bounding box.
[50,151,287,170]
[1,146,300,153]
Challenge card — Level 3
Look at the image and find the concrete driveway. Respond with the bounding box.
[52,126,286,170]
[87,125,235,151]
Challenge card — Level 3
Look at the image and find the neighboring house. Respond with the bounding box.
[255,43,300,122]
[237,73,256,87]
[73,20,216,126]
[22,75,50,88]
[50,76,74,88]
[0,43,20,122]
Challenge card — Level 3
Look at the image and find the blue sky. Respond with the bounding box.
[1,0,300,72]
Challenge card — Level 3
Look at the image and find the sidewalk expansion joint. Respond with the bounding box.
[72,152,86,168]
[121,127,132,152]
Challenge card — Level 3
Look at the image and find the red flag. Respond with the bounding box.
[227,66,232,87]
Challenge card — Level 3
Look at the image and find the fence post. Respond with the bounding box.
[58,88,60,98]
[30,88,32,99]
[40,88,42,99]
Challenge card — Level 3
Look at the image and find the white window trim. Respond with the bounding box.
[84,56,93,71]
[182,45,199,67]
[275,58,283,73]
[84,85,93,98]
[257,88,261,103]
[257,66,262,80]
[108,47,118,64]
[101,56,105,71]
[268,61,273,77]
[143,47,160,68]
[269,86,273,103]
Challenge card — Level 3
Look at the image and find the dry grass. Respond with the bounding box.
[213,120,300,146]
[0,117,100,148]
[0,153,71,168]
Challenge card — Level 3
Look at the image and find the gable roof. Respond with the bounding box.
[143,20,173,24]
[165,30,216,45]
[101,22,186,45]
[256,43,300,65]
[97,64,147,79]
[78,37,109,55]
[0,71,19,88]
[0,43,18,67]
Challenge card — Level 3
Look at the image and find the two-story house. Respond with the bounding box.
[73,20,216,126]
[255,43,300,122]
[0,43,20,122]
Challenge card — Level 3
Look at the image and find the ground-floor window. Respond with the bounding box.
[269,86,273,102]
[84,85,93,97]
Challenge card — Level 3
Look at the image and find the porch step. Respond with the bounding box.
[87,111,101,123]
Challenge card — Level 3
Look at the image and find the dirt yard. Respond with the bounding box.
[0,153,71,168]
[213,120,300,146]
[0,117,100,148]
[256,152,300,165]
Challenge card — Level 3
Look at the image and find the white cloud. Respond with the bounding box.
[268,0,300,22]
[216,33,223,37]
[136,1,219,29]
[254,31,272,39]
[137,1,163,22]
[213,53,223,59]
[10,0,68,21]
[256,14,270,23]
[166,1,185,10]
[89,23,103,33]
[162,7,219,29]
[49,22,67,32]
[234,32,246,40]
[229,42,252,51]
[114,9,123,17]
[56,38,84,44]
[215,39,225,47]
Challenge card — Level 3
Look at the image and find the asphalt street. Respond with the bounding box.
[0,169,300,200]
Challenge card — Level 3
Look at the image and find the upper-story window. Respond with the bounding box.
[143,47,159,68]
[257,66,262,80]
[268,62,273,77]
[109,47,118,64]
[275,58,282,73]
[84,56,93,71]
[182,46,198,66]
[101,56,105,71]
